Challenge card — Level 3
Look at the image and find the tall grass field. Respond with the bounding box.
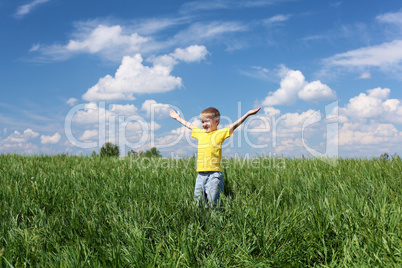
[0,154,401,267]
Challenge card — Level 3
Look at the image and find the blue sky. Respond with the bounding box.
[1,0,402,158]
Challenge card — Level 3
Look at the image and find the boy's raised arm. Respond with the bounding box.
[229,107,261,135]
[170,109,194,130]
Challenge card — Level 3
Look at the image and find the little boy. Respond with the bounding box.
[169,106,261,207]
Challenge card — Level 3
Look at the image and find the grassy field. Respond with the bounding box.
[0,154,401,267]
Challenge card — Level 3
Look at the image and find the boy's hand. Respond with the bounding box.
[170,109,194,130]
[247,107,261,116]
[169,109,181,120]
[229,106,261,135]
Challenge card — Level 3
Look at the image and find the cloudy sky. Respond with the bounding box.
[1,0,401,158]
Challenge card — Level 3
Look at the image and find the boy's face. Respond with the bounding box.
[200,115,219,133]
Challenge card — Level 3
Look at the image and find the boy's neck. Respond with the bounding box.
[206,127,218,133]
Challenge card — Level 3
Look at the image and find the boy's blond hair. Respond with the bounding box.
[200,107,220,120]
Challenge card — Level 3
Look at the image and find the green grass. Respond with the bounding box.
[0,154,401,267]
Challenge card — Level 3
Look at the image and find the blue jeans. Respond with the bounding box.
[194,172,224,207]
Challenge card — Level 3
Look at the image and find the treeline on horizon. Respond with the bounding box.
[1,141,400,161]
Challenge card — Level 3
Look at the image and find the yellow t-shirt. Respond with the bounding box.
[191,126,232,172]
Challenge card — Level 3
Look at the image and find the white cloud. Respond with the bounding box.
[246,108,319,145]
[180,0,288,13]
[123,120,160,133]
[171,45,209,62]
[340,87,402,123]
[376,11,402,25]
[0,142,39,154]
[83,45,208,102]
[264,14,291,25]
[15,0,50,18]
[161,95,401,157]
[39,23,149,61]
[155,128,187,148]
[3,129,39,143]
[278,110,318,132]
[180,1,229,13]
[298,81,337,102]
[249,108,327,156]
[160,20,248,52]
[243,102,401,157]
[319,11,402,79]
[109,104,138,118]
[65,25,148,54]
[133,17,188,35]
[342,92,382,119]
[324,40,402,69]
[300,35,328,43]
[34,18,240,62]
[155,118,202,150]
[261,68,336,106]
[321,87,402,155]
[275,138,304,154]
[263,107,281,117]
[72,102,111,124]
[79,130,98,141]
[150,45,209,66]
[339,122,402,146]
[30,43,41,52]
[82,54,181,101]
[358,72,371,79]
[65,102,162,153]
[71,102,139,125]
[67,98,78,106]
[367,87,390,99]
[383,99,401,113]
[240,66,273,80]
[41,132,61,144]
[253,104,401,157]
[262,69,306,106]
[141,100,171,117]
[0,129,39,154]
[173,21,247,43]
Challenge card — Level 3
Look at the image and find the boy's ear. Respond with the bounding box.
[215,118,220,125]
